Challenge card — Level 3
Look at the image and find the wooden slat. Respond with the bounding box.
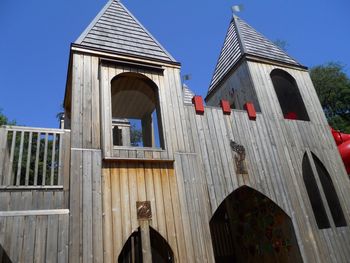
[7,130,16,185]
[15,131,25,186]
[34,132,41,185]
[42,133,49,185]
[50,133,57,185]
[25,132,33,185]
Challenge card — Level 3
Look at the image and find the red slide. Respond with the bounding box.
[331,127,350,174]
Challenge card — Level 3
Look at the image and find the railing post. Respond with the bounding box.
[0,127,8,185]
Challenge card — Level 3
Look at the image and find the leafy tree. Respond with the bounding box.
[310,62,350,133]
[130,123,142,146]
[0,109,16,126]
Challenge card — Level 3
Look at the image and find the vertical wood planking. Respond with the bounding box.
[42,133,48,186]
[25,132,33,185]
[50,133,57,185]
[7,130,16,185]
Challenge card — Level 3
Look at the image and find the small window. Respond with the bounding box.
[302,152,347,229]
[271,69,310,121]
[302,153,330,229]
[312,153,347,227]
[111,73,164,148]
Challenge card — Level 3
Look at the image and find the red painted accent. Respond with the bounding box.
[244,102,256,120]
[338,141,350,174]
[220,100,231,115]
[284,112,298,120]
[331,127,350,174]
[192,96,204,115]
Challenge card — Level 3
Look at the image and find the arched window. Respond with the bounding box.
[118,227,174,263]
[302,153,330,229]
[302,152,347,229]
[111,73,164,148]
[209,186,303,262]
[311,153,347,227]
[270,69,310,121]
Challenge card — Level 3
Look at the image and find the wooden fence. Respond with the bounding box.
[0,126,70,188]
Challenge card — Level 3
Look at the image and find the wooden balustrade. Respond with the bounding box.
[0,126,70,188]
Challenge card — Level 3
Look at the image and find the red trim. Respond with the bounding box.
[220,100,231,115]
[244,102,256,120]
[192,96,205,115]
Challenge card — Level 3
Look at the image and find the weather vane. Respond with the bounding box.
[232,4,244,16]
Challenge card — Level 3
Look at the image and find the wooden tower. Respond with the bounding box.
[0,1,350,262]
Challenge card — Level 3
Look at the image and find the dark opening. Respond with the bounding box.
[312,153,347,227]
[0,244,12,263]
[271,69,310,121]
[209,186,303,263]
[111,73,164,148]
[118,227,174,263]
[302,153,330,229]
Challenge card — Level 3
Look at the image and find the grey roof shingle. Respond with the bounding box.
[208,16,303,94]
[75,0,176,63]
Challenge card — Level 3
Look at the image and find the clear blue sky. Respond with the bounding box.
[0,0,349,128]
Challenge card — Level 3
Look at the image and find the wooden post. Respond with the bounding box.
[140,220,152,263]
[136,201,152,263]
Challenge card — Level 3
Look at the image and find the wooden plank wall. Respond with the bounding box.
[102,161,192,262]
[182,103,350,262]
[69,53,103,262]
[100,61,190,160]
[206,61,261,112]
[0,213,69,262]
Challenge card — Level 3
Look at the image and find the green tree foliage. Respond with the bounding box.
[130,123,142,146]
[310,62,350,133]
[0,109,16,126]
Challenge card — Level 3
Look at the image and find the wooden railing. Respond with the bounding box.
[0,126,70,188]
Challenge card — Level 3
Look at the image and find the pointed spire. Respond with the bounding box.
[75,0,176,63]
[208,16,304,94]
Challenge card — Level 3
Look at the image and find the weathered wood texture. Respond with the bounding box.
[102,161,194,262]
[75,0,176,63]
[208,15,301,93]
[0,213,69,263]
[182,99,350,262]
[69,149,103,263]
[206,61,261,112]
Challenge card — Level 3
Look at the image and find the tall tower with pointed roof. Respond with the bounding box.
[1,1,350,262]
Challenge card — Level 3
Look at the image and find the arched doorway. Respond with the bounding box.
[209,186,303,262]
[118,227,174,263]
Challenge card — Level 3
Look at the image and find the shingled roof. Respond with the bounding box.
[75,0,176,63]
[208,16,304,94]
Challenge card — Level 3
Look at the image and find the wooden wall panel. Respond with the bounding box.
[183,102,350,263]
[0,214,69,263]
[69,149,103,263]
[102,160,198,262]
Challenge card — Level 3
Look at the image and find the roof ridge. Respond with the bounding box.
[74,0,176,63]
[75,0,114,44]
[117,1,176,62]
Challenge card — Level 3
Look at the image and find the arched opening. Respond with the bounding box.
[0,244,12,263]
[271,69,310,121]
[118,227,174,263]
[111,72,164,148]
[302,153,330,229]
[302,152,347,228]
[209,186,303,263]
[312,153,347,227]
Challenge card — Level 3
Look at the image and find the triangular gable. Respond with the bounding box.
[208,16,303,94]
[75,0,176,63]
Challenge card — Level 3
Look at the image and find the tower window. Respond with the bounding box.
[111,73,164,148]
[271,69,310,121]
[302,152,347,229]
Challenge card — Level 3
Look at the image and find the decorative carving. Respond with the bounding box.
[136,201,152,220]
[230,140,248,174]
